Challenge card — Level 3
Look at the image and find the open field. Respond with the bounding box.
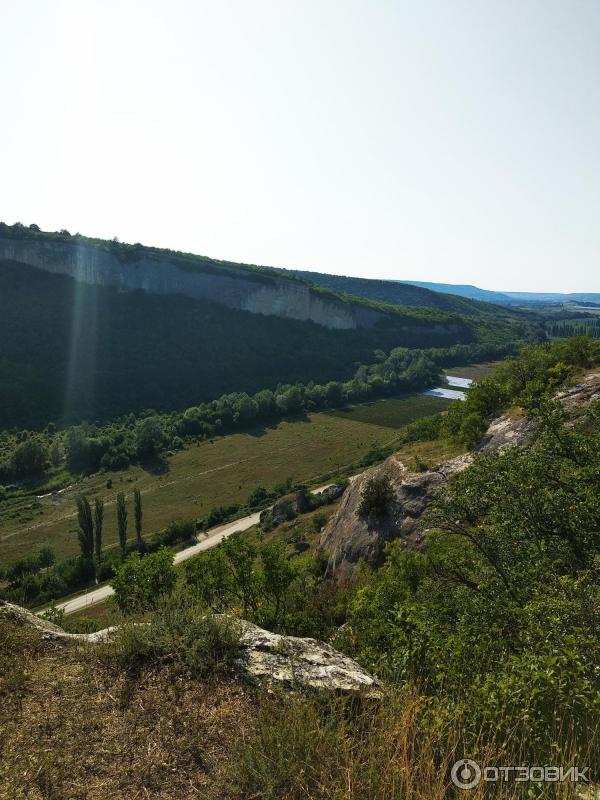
[55,433,466,626]
[0,394,449,567]
[442,360,502,381]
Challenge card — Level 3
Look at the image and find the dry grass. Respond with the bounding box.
[1,619,592,800]
[393,438,466,472]
[229,689,591,800]
[0,620,252,800]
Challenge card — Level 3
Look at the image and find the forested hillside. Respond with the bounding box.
[0,226,538,428]
[0,262,476,428]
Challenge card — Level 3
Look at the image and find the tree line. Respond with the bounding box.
[0,339,517,482]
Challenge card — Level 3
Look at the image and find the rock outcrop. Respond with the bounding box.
[0,600,117,643]
[319,371,600,580]
[0,600,382,698]
[235,618,382,697]
[319,455,471,581]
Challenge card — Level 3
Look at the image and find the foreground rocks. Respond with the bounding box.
[235,618,382,698]
[319,371,600,580]
[0,600,116,643]
[0,600,382,698]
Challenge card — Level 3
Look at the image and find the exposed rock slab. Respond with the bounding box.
[0,600,381,697]
[0,600,117,643]
[319,455,472,581]
[235,618,382,698]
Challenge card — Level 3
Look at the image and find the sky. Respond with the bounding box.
[1,0,599,292]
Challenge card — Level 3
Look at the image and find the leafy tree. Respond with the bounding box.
[357,474,394,519]
[135,417,166,460]
[234,395,258,424]
[134,487,143,548]
[93,497,104,561]
[458,412,487,448]
[38,546,56,568]
[50,439,63,467]
[116,492,128,560]
[76,495,94,560]
[325,381,344,407]
[111,548,177,615]
[254,389,276,418]
[10,438,49,477]
[221,534,259,617]
[184,547,236,609]
[260,541,294,625]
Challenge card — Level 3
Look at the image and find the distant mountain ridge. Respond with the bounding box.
[400,280,600,305]
[279,269,510,316]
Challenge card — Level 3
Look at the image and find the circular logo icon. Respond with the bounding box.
[451,759,482,790]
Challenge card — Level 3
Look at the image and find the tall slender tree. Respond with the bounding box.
[134,488,143,548]
[76,495,94,560]
[94,497,104,562]
[116,492,128,561]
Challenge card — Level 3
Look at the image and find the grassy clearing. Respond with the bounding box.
[0,395,448,567]
[442,360,503,381]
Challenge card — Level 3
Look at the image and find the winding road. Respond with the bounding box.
[39,482,340,617]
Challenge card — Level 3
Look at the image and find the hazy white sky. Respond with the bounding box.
[1,0,598,292]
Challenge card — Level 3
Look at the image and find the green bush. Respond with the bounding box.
[99,591,241,679]
[111,548,177,615]
[357,474,394,519]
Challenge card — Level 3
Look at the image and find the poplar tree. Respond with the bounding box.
[94,497,104,562]
[134,488,143,548]
[76,495,94,560]
[116,492,128,561]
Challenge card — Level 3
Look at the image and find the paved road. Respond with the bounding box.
[40,482,340,617]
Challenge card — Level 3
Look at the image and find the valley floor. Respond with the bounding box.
[0,394,449,566]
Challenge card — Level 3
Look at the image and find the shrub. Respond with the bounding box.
[10,438,49,477]
[357,474,394,519]
[150,518,196,548]
[111,548,177,615]
[99,591,241,679]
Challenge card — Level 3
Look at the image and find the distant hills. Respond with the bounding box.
[281,268,597,312]
[399,280,600,306]
[278,270,505,315]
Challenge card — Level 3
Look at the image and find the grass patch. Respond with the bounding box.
[327,395,448,429]
[93,592,241,680]
[442,360,503,381]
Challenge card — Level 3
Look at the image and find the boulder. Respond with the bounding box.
[270,497,297,524]
[235,618,382,698]
[317,483,347,504]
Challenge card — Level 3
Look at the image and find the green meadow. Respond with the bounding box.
[0,394,449,566]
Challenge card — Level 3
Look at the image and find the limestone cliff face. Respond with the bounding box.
[0,236,385,331]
